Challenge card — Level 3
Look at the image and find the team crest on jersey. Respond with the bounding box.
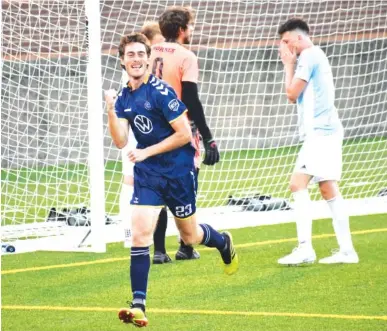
[168,99,179,112]
[144,101,152,110]
[134,115,153,134]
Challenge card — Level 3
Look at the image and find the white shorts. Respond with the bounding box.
[122,129,137,177]
[294,132,343,183]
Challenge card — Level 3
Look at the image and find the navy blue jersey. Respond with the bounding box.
[115,74,195,177]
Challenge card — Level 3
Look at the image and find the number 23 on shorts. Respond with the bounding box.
[175,204,192,218]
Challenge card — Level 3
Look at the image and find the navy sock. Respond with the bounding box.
[199,224,226,251]
[179,239,193,251]
[130,246,150,304]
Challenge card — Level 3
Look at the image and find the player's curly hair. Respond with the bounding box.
[159,6,194,41]
[278,18,310,36]
[118,32,151,58]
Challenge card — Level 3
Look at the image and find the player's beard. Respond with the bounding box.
[183,35,191,45]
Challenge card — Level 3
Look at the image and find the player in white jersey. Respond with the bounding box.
[277,18,358,265]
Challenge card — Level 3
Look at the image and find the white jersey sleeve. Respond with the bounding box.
[294,50,315,82]
[294,46,343,140]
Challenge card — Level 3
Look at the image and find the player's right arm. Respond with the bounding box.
[105,89,129,149]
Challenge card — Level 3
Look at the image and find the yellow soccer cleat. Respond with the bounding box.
[118,307,148,328]
[221,231,239,275]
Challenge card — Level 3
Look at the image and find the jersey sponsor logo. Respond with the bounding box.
[144,101,152,110]
[168,99,179,112]
[124,108,132,112]
[134,115,153,134]
[153,46,176,53]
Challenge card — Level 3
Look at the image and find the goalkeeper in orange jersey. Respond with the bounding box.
[150,6,220,260]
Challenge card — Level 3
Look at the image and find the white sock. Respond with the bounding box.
[292,189,313,248]
[327,194,355,253]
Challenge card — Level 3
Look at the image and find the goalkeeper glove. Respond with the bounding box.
[203,139,220,165]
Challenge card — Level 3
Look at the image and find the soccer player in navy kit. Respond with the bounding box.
[105,33,238,327]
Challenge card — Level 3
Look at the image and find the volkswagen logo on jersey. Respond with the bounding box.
[168,99,179,112]
[134,115,153,134]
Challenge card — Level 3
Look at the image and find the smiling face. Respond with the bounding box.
[121,42,149,80]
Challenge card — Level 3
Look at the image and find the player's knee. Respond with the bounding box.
[131,225,154,246]
[132,231,153,247]
[319,181,339,200]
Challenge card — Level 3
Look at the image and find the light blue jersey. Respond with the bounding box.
[294,46,343,140]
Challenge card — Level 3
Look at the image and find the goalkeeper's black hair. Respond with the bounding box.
[278,18,310,36]
[118,32,151,58]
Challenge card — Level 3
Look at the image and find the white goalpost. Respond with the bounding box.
[1,0,386,253]
[1,0,107,253]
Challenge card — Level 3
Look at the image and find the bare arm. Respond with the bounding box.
[128,112,192,163]
[105,89,129,149]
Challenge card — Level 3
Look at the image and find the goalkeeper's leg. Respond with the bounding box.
[152,207,172,264]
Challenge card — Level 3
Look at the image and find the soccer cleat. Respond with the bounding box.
[118,305,148,327]
[278,245,316,266]
[175,246,200,260]
[220,231,239,275]
[152,251,172,264]
[319,249,359,264]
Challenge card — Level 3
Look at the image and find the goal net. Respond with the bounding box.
[1,0,386,253]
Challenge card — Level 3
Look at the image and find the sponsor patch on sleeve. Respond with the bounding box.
[168,99,179,112]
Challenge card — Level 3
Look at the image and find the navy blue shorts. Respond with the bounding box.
[131,166,198,219]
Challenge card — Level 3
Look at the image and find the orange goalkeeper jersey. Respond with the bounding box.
[149,42,201,168]
[149,42,199,99]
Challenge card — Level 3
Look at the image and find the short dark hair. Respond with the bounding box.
[141,21,162,42]
[278,18,310,36]
[118,32,151,58]
[159,6,194,40]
